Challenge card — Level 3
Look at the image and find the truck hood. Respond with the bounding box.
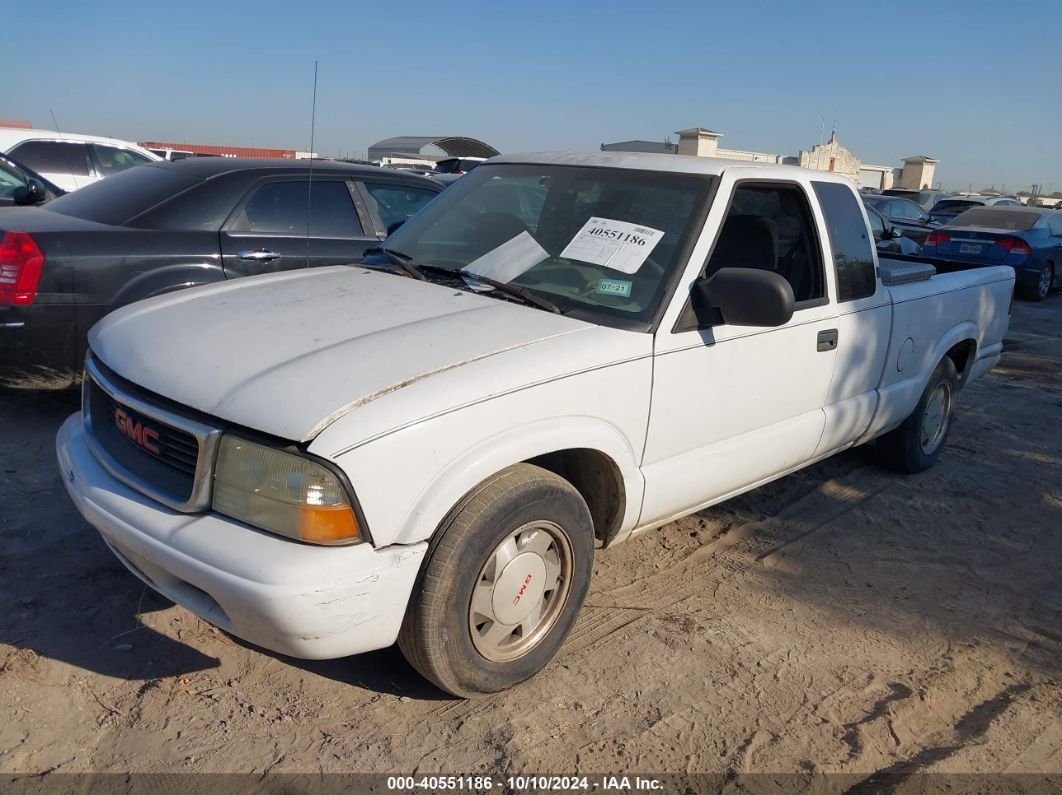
[90,266,592,442]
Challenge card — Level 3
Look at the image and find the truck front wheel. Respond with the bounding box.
[398,464,594,697]
[874,357,959,474]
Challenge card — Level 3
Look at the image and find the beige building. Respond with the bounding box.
[605,127,938,190]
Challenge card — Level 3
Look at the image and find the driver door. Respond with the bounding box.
[639,178,839,525]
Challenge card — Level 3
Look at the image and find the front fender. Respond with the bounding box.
[331,414,645,548]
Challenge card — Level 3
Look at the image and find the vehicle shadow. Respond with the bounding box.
[0,388,441,695]
[1,388,220,682]
[229,637,451,701]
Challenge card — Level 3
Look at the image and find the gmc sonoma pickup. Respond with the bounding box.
[56,152,1014,697]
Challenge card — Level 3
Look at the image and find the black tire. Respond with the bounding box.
[874,357,959,474]
[398,464,595,697]
[1022,263,1054,302]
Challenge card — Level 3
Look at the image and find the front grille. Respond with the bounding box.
[83,357,222,512]
[87,376,199,501]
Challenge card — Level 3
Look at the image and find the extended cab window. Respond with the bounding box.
[704,183,825,305]
[229,180,363,237]
[813,181,877,302]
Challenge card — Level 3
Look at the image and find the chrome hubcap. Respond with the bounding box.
[1040,267,1052,297]
[469,521,572,662]
[920,382,952,455]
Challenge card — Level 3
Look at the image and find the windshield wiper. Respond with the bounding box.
[412,263,564,315]
[363,254,564,315]
[362,247,426,280]
[453,269,564,315]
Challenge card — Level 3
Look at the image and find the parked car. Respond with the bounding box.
[431,156,488,185]
[0,153,65,207]
[865,204,921,255]
[56,152,1014,697]
[923,206,1062,301]
[0,158,442,387]
[0,128,160,193]
[862,194,938,245]
[147,148,195,162]
[881,188,950,211]
[929,196,1022,225]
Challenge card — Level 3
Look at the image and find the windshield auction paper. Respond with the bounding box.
[560,217,665,274]
[462,231,549,286]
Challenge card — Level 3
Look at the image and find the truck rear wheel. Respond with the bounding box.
[398,464,594,697]
[874,357,958,474]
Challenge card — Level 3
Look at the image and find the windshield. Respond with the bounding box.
[951,208,1041,230]
[44,164,199,225]
[380,163,714,329]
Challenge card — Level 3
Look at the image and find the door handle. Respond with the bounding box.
[237,249,281,263]
[817,329,839,352]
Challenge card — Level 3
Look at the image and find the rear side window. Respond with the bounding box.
[229,180,363,237]
[9,141,90,176]
[812,181,877,302]
[362,182,438,232]
[1049,215,1062,237]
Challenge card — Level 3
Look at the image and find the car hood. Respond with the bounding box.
[90,266,594,442]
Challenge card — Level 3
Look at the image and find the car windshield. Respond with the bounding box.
[379,163,714,329]
[0,159,27,200]
[44,164,199,225]
[950,208,1042,230]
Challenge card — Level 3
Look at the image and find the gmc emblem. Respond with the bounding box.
[114,408,161,455]
[512,573,533,606]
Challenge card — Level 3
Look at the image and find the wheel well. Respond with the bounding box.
[944,339,976,385]
[525,448,625,545]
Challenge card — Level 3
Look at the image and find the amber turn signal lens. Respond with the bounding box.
[298,505,361,544]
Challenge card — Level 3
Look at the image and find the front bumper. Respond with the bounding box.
[56,413,426,660]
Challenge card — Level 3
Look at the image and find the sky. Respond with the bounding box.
[3,0,1060,193]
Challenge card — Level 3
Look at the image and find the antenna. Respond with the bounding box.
[49,109,64,138]
[305,60,318,269]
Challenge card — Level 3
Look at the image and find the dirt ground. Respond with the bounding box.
[1,298,1060,781]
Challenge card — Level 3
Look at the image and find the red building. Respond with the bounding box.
[139,141,300,159]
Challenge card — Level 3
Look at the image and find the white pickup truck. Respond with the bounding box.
[57,152,1014,697]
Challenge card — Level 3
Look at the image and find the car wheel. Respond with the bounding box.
[398,464,594,697]
[1025,264,1054,302]
[875,357,959,474]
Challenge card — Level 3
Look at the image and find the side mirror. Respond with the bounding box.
[385,220,406,236]
[13,178,47,206]
[690,267,795,328]
[890,226,904,239]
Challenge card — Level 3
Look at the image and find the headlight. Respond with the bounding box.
[212,435,362,545]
